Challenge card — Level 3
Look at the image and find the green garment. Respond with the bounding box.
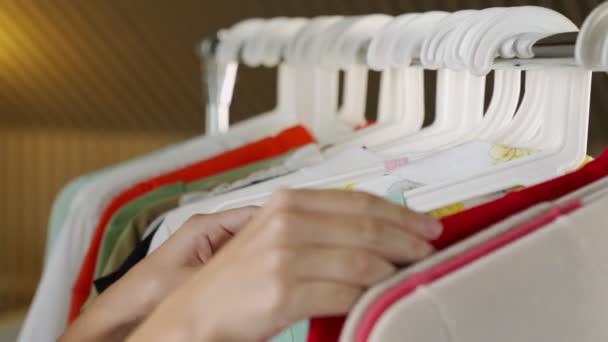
[94,182,186,278]
[185,152,293,191]
[95,152,293,278]
[101,195,180,277]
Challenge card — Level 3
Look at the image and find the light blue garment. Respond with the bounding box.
[45,176,94,262]
[269,320,309,342]
[43,144,173,262]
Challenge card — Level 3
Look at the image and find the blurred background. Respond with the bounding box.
[0,0,606,339]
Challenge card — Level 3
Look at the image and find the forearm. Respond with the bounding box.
[126,311,198,342]
[59,304,141,342]
[60,265,164,342]
[126,275,222,342]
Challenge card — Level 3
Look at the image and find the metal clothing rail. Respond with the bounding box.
[198,30,581,135]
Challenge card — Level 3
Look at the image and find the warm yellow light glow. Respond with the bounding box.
[0,8,35,71]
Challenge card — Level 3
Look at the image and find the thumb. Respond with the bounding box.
[197,206,260,262]
[211,206,260,235]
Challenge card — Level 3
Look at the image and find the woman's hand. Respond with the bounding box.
[129,189,443,342]
[61,206,258,342]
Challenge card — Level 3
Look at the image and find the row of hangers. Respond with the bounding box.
[196,4,608,212]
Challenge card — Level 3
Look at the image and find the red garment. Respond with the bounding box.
[354,121,375,131]
[355,200,581,342]
[68,126,314,323]
[307,148,608,342]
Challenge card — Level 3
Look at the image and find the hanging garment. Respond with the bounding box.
[366,191,608,342]
[306,147,608,342]
[103,146,316,276]
[93,226,160,295]
[96,148,309,279]
[146,146,383,253]
[90,153,316,293]
[146,142,522,255]
[178,144,323,205]
[101,195,179,277]
[359,200,581,342]
[21,133,247,342]
[68,126,315,322]
[43,149,187,259]
[340,172,608,342]
[94,183,184,278]
[338,203,551,342]
[78,147,320,310]
[45,176,95,261]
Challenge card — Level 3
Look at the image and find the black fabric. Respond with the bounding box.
[94,227,158,294]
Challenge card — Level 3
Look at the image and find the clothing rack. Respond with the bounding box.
[21,4,608,341]
[198,29,581,135]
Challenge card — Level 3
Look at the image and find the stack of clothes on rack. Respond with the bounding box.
[19,3,608,342]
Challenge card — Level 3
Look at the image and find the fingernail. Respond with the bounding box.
[417,216,443,239]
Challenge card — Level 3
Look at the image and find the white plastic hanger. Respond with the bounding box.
[366,13,485,157]
[378,6,578,157]
[215,16,359,144]
[352,10,484,157]
[333,10,505,150]
[242,17,309,68]
[421,10,477,69]
[206,18,265,134]
[218,9,495,193]
[369,13,423,128]
[575,0,608,71]
[404,7,588,211]
[194,6,588,209]
[306,6,583,195]
[466,7,580,76]
[294,15,399,143]
[325,14,394,127]
[210,18,303,137]
[295,17,359,140]
[476,7,579,147]
[240,17,312,130]
[285,16,344,131]
[337,12,446,148]
[427,8,521,143]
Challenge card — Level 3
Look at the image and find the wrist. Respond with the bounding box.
[115,261,168,321]
[127,298,223,342]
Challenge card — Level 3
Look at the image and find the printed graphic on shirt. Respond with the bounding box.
[490,145,537,164]
[342,144,589,220]
[383,158,409,172]
[580,155,594,168]
[342,184,355,191]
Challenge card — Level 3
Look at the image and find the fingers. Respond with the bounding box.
[262,209,434,264]
[211,206,260,234]
[267,189,442,239]
[284,281,364,322]
[164,206,260,265]
[278,246,397,287]
[179,206,259,237]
